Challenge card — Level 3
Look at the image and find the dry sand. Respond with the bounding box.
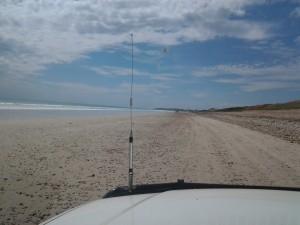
[1,112,300,225]
[201,109,300,144]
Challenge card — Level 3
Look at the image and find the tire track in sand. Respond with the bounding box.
[134,113,300,187]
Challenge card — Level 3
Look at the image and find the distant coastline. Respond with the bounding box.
[155,99,300,112]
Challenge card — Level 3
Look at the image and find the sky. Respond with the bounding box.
[0,0,300,109]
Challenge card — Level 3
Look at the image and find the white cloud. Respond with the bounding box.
[193,61,300,79]
[290,6,300,17]
[89,66,142,77]
[151,74,179,82]
[241,81,297,92]
[192,64,271,77]
[193,59,300,91]
[248,40,298,60]
[192,92,207,99]
[295,36,300,44]
[87,65,179,82]
[216,78,300,92]
[0,0,272,77]
[119,82,170,95]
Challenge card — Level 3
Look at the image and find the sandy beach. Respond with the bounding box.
[1,112,300,225]
[200,109,300,144]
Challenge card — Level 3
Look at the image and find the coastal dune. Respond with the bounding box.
[0,112,300,225]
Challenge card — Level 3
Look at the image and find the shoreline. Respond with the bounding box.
[0,109,166,121]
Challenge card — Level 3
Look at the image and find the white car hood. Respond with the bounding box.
[40,189,300,225]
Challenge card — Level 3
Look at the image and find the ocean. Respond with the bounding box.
[0,102,163,120]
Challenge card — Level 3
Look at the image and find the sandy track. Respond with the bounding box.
[0,113,300,225]
[134,113,300,186]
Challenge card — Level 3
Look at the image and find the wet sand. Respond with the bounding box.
[1,112,300,225]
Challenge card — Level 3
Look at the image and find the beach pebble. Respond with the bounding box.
[39,156,47,161]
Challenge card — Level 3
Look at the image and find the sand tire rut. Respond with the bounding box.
[135,113,300,187]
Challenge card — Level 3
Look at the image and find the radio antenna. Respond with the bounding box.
[128,33,134,192]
